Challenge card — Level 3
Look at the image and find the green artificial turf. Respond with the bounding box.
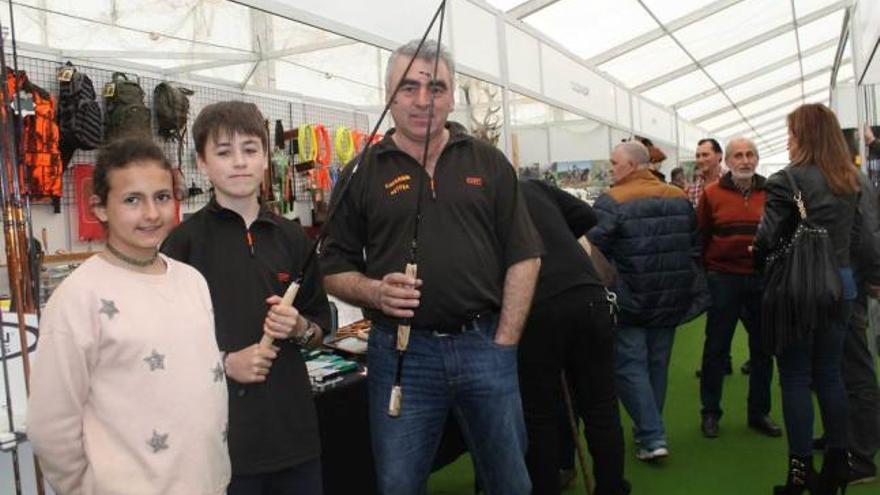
[427,316,879,494]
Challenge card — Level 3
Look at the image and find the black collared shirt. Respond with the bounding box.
[320,122,543,329]
[162,197,330,475]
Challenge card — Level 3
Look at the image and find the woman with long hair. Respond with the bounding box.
[753,103,871,495]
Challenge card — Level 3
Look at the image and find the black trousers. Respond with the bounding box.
[843,299,880,475]
[518,286,628,495]
[227,458,323,495]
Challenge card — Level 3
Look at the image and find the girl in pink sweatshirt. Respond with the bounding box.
[27,137,230,495]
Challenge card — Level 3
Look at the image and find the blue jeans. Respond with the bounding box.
[777,302,852,456]
[700,271,774,420]
[615,325,676,450]
[367,315,531,495]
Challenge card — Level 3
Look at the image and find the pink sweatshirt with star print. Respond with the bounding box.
[27,254,230,495]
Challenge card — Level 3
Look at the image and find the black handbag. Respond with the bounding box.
[761,169,842,355]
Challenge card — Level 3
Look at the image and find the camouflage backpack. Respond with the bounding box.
[103,72,151,142]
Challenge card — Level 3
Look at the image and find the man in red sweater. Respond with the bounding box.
[697,137,782,439]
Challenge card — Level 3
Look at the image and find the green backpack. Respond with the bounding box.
[103,72,151,142]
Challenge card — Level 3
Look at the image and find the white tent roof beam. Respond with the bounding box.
[633,1,848,93]
[587,0,748,66]
[672,39,836,109]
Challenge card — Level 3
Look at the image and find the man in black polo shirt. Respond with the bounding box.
[321,39,542,495]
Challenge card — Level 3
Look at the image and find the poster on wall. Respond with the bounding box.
[74,163,105,242]
[0,313,38,446]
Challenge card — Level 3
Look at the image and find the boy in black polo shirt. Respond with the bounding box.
[162,101,331,494]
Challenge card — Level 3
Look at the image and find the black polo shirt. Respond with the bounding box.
[519,179,605,304]
[161,197,330,475]
[320,122,543,329]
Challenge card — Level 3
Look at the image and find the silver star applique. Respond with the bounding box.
[147,430,169,453]
[212,362,225,383]
[99,299,119,320]
[143,350,165,371]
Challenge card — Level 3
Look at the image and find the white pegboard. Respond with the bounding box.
[0,53,370,259]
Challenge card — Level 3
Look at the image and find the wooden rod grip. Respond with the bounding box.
[396,263,418,351]
[259,282,300,349]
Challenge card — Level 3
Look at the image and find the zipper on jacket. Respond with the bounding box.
[246,231,255,257]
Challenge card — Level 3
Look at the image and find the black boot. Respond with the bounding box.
[815,449,852,495]
[773,455,816,495]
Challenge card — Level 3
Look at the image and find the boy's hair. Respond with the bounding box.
[93,137,173,205]
[192,101,268,156]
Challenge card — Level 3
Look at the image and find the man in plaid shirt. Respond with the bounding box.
[687,138,725,208]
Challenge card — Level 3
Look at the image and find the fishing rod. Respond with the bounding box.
[258,0,448,378]
[389,0,446,418]
[0,12,44,494]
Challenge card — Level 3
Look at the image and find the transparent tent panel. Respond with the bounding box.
[761,150,791,164]
[485,0,529,12]
[803,71,832,94]
[703,32,798,85]
[836,63,854,83]
[525,0,659,59]
[678,92,729,120]
[639,0,720,24]
[193,62,256,84]
[749,105,799,132]
[796,9,845,50]
[700,109,743,131]
[272,15,346,51]
[794,0,846,18]
[275,60,381,107]
[800,45,839,75]
[673,0,791,60]
[725,61,801,102]
[599,36,693,88]
[735,86,804,118]
[642,70,714,106]
[284,43,384,96]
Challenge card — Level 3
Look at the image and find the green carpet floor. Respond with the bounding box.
[426,316,879,494]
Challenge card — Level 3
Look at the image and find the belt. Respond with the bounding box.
[420,311,496,336]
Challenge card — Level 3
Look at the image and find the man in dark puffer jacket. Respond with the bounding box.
[589,141,708,462]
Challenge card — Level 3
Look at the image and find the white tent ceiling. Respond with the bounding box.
[488,0,854,160]
[0,0,857,161]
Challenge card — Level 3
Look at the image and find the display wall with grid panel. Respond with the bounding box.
[1,53,370,258]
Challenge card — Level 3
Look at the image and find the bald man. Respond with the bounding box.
[588,142,708,462]
[695,137,781,440]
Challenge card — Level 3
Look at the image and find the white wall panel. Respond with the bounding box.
[853,0,880,83]
[832,82,858,128]
[505,24,541,93]
[548,123,610,162]
[451,0,500,78]
[513,128,551,167]
[615,87,632,129]
[637,98,674,143]
[540,45,617,123]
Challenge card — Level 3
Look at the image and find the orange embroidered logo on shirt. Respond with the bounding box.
[466,176,483,186]
[385,174,412,196]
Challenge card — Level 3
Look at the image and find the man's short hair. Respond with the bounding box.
[698,138,723,155]
[725,137,759,160]
[615,141,650,168]
[385,39,456,95]
[670,167,684,179]
[192,101,268,157]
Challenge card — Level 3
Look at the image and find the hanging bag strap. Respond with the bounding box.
[781,169,808,222]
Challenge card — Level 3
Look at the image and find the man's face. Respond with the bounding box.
[725,140,758,181]
[387,55,454,145]
[695,142,722,173]
[610,148,637,184]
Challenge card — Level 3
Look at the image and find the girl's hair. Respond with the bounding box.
[787,103,859,195]
[92,137,174,204]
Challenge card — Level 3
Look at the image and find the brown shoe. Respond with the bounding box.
[748,415,782,437]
